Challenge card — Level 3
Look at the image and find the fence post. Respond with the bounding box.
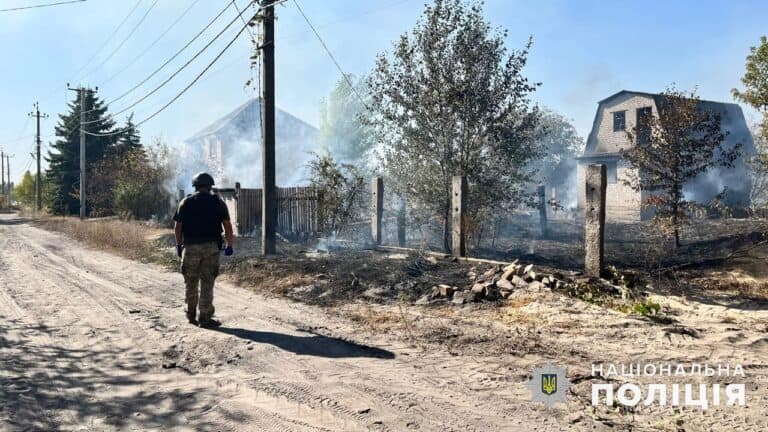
[538,184,548,238]
[585,164,607,277]
[452,176,467,257]
[178,189,184,201]
[397,198,406,247]
[371,177,383,245]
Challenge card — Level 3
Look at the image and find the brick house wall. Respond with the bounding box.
[577,93,657,221]
[576,90,754,221]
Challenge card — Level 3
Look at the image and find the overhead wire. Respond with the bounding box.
[80,0,239,117]
[68,0,143,84]
[100,0,202,87]
[80,0,249,125]
[0,0,86,13]
[291,0,369,110]
[79,0,160,82]
[83,2,261,137]
[36,0,142,104]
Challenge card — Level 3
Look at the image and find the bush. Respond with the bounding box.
[89,142,173,220]
[307,153,367,237]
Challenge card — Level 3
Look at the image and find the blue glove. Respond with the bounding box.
[224,245,234,256]
[176,244,184,258]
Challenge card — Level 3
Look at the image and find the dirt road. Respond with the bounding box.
[0,214,560,432]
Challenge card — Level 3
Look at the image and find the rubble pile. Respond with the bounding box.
[416,259,644,306]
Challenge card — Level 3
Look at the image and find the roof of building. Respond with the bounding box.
[584,90,751,155]
[186,97,317,142]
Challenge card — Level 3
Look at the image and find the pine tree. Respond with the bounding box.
[45,88,116,215]
[115,113,144,158]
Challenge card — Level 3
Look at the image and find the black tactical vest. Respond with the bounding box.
[174,192,229,245]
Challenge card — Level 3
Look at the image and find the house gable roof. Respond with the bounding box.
[583,90,750,155]
[186,97,318,143]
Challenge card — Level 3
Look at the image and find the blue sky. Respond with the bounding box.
[0,0,765,181]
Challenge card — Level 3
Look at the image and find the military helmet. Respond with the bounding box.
[192,172,215,187]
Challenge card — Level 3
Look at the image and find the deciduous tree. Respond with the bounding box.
[319,75,373,167]
[623,87,740,247]
[13,171,35,208]
[367,0,542,252]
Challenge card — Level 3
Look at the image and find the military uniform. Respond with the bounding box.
[173,191,230,323]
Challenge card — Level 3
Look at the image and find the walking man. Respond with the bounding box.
[174,172,234,328]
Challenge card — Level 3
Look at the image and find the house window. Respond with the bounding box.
[613,111,626,131]
[636,107,652,144]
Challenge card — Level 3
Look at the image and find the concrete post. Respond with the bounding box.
[397,198,406,247]
[371,177,383,245]
[538,184,548,238]
[452,176,467,257]
[585,164,607,277]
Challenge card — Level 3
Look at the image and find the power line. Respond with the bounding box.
[0,134,35,146]
[68,0,143,84]
[36,0,142,103]
[233,0,256,42]
[81,0,251,125]
[80,0,160,81]
[83,4,259,137]
[278,0,413,43]
[100,0,202,87]
[81,0,238,117]
[291,0,369,109]
[0,0,86,13]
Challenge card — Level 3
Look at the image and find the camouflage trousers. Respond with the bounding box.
[181,241,220,321]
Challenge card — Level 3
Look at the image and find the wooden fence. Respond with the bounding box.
[218,185,320,238]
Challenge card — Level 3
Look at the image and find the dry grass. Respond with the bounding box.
[346,304,402,333]
[33,216,168,262]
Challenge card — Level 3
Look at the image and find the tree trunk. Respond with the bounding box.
[672,186,681,248]
[442,203,451,253]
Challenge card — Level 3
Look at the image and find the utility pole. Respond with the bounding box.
[5,154,12,205]
[68,84,88,219]
[29,102,48,212]
[1,149,4,195]
[260,0,277,255]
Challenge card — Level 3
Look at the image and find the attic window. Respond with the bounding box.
[636,107,652,144]
[613,111,626,131]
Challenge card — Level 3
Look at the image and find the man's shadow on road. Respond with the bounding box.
[214,327,396,359]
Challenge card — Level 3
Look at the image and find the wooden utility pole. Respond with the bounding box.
[29,102,48,211]
[260,0,277,255]
[67,85,87,219]
[1,149,4,195]
[5,154,12,205]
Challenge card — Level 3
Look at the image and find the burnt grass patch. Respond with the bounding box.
[221,250,472,307]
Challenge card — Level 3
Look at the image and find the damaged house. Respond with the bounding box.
[576,90,754,221]
[183,97,319,188]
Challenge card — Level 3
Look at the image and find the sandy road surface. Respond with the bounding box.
[0,214,562,432]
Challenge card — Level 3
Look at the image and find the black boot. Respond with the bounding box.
[186,309,198,325]
[198,318,221,329]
